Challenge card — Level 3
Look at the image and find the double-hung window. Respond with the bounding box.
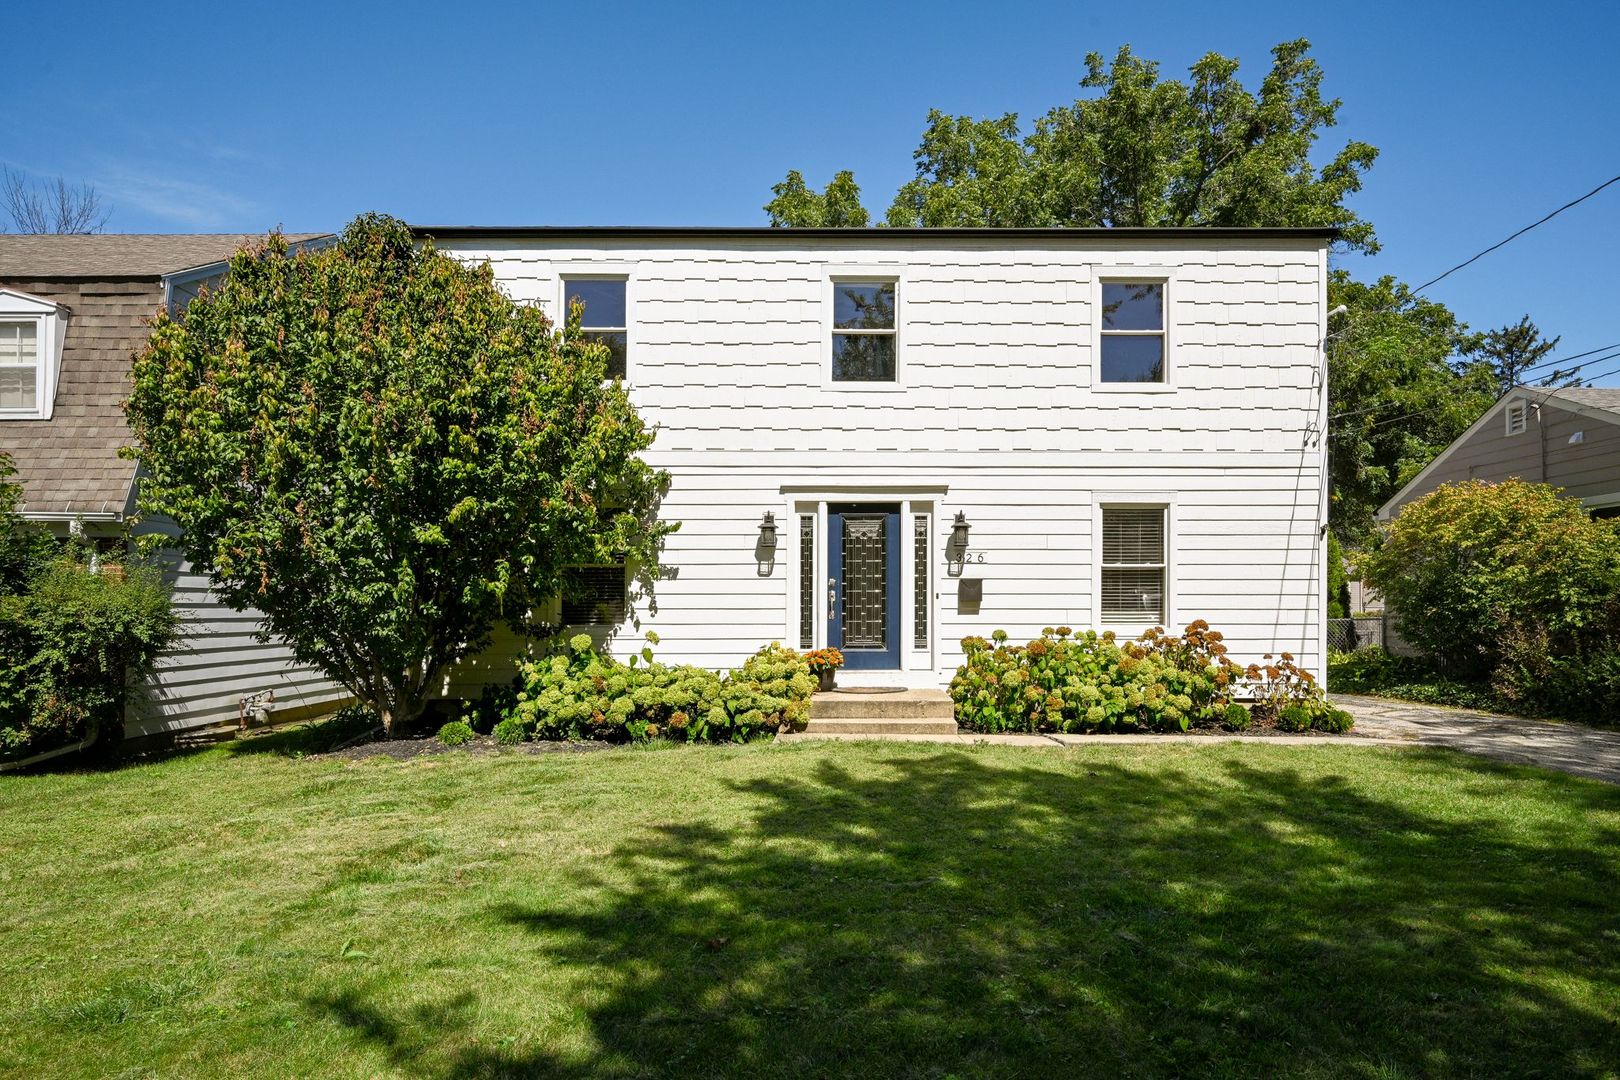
[0,321,39,412]
[832,281,896,382]
[562,277,628,380]
[1101,507,1167,624]
[0,288,65,420]
[1100,281,1166,384]
[561,564,628,626]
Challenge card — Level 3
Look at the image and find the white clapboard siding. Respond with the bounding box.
[125,539,349,738]
[438,232,1330,685]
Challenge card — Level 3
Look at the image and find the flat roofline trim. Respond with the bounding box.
[411,224,1339,242]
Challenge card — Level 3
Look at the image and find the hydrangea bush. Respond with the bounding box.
[502,634,812,744]
[951,621,1351,734]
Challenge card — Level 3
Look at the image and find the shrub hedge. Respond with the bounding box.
[500,634,813,744]
[951,621,1350,735]
[0,559,180,761]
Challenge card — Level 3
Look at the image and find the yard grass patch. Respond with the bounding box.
[2,739,1618,1077]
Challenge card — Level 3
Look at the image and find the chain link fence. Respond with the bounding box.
[1327,616,1386,654]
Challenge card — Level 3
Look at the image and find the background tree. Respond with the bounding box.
[1,166,110,234]
[767,40,1378,250]
[765,169,870,227]
[124,215,674,735]
[1474,315,1572,395]
[1326,273,1496,543]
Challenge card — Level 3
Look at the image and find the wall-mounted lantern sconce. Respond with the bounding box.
[756,511,779,576]
[947,511,971,577]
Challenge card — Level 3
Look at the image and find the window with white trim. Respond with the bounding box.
[1505,400,1528,436]
[1101,506,1166,624]
[562,277,628,380]
[561,564,627,626]
[832,281,896,382]
[0,321,39,412]
[1100,281,1165,383]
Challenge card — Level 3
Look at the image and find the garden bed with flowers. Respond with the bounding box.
[951,622,1353,735]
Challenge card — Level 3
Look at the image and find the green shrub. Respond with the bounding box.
[719,642,816,737]
[1313,707,1355,733]
[1222,702,1252,731]
[951,622,1252,734]
[0,559,180,762]
[1358,479,1620,676]
[1276,703,1313,732]
[437,720,475,746]
[503,634,809,744]
[492,717,527,746]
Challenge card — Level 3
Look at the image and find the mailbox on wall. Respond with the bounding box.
[957,577,982,614]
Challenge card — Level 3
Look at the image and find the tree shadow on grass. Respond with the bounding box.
[312,748,1620,1078]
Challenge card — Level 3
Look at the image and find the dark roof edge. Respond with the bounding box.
[410,224,1339,242]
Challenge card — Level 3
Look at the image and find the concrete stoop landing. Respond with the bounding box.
[803,688,957,736]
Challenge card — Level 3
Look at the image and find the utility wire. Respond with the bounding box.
[1517,339,1620,377]
[1327,346,1620,422]
[1410,171,1620,294]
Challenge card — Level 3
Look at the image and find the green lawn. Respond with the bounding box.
[2,735,1618,1079]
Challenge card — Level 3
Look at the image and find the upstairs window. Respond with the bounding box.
[1505,400,1528,436]
[1100,281,1165,384]
[561,564,627,626]
[832,281,896,382]
[0,321,39,412]
[562,277,628,380]
[0,288,66,420]
[1101,506,1167,624]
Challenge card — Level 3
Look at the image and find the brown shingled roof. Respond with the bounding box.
[0,233,326,279]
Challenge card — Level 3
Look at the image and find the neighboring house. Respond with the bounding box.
[419,225,1335,688]
[0,233,348,739]
[1381,387,1620,520]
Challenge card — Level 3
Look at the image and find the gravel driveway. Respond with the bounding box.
[1335,694,1620,785]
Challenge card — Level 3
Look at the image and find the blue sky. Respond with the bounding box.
[5,0,1617,382]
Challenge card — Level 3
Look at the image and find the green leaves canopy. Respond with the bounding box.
[124,214,673,732]
[767,40,1378,251]
[1326,273,1496,542]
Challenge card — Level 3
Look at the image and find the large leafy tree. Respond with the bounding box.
[125,215,673,734]
[1326,273,1497,542]
[766,40,1379,251]
[765,170,870,227]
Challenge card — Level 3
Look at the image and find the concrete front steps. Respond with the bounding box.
[803,688,957,736]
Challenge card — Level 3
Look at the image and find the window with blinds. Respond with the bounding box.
[1101,507,1166,623]
[561,565,627,626]
[0,321,39,412]
[799,515,815,649]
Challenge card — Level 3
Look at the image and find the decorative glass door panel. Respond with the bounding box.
[828,504,901,669]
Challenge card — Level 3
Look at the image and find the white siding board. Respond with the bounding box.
[445,234,1330,687]
[125,541,349,738]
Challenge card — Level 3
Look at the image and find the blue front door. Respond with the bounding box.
[828,504,901,670]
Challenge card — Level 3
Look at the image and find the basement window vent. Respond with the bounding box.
[1505,401,1528,436]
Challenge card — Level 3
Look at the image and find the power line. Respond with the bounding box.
[1327,346,1620,422]
[1411,171,1620,294]
[1519,339,1620,377]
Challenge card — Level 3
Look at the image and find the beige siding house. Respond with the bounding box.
[1381,388,1620,519]
[0,234,348,738]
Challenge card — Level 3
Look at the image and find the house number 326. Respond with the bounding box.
[960,551,987,564]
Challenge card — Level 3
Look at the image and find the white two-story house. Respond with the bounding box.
[422,225,1333,688]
